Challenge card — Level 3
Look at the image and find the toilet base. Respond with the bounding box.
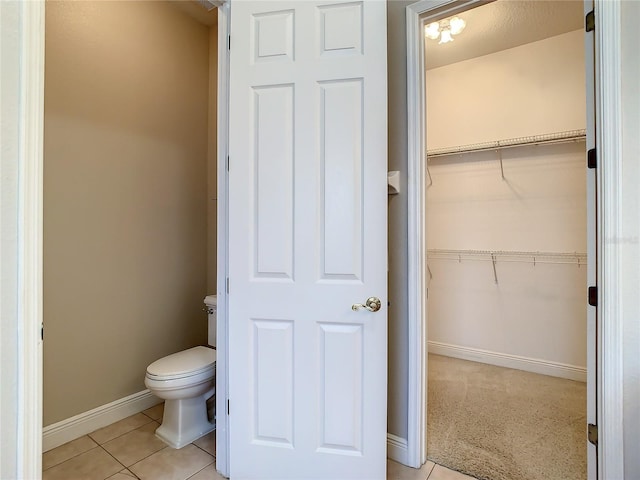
[155,394,216,449]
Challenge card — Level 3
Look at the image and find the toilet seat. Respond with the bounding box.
[146,346,216,381]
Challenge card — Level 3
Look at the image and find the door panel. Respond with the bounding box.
[318,322,363,454]
[319,79,364,280]
[252,319,294,446]
[228,1,388,479]
[252,85,294,280]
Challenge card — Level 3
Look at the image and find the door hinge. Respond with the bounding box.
[586,10,595,32]
[226,155,229,172]
[226,277,229,294]
[41,323,44,341]
[588,148,597,169]
[588,286,598,307]
[227,399,230,415]
[588,423,598,446]
[228,35,231,50]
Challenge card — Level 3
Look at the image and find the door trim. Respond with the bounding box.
[405,0,624,476]
[0,0,45,477]
[216,1,231,477]
[405,0,484,468]
[593,0,624,477]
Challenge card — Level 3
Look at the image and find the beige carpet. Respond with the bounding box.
[426,354,587,480]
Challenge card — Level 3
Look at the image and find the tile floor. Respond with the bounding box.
[43,403,476,480]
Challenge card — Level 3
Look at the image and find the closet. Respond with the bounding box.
[424,8,587,480]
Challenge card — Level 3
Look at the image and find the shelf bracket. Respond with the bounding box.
[388,171,400,195]
[497,149,505,180]
[491,253,499,284]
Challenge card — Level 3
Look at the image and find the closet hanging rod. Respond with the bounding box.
[428,249,587,266]
[426,129,586,158]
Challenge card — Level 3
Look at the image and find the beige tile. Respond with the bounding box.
[42,446,123,480]
[387,459,435,480]
[130,443,214,480]
[143,403,164,421]
[106,469,138,479]
[89,413,153,444]
[187,464,226,480]
[193,431,215,456]
[428,464,476,480]
[102,421,167,467]
[42,435,98,470]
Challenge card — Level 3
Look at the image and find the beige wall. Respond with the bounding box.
[207,25,218,294]
[44,1,212,426]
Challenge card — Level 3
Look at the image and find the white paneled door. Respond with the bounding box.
[227,1,388,479]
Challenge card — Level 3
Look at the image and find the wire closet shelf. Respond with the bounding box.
[426,129,587,158]
[428,249,587,266]
[427,249,587,284]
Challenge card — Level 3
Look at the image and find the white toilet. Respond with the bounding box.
[144,295,217,449]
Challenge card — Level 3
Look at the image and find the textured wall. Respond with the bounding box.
[43,1,211,425]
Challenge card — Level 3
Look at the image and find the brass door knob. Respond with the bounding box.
[352,297,382,312]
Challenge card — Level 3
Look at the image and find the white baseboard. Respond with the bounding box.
[387,433,408,465]
[428,341,587,382]
[43,390,162,452]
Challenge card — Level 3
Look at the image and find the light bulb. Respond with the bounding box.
[449,16,466,35]
[424,22,440,40]
[438,28,454,44]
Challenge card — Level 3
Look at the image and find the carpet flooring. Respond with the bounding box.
[426,354,587,480]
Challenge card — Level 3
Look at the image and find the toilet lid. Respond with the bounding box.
[147,346,216,378]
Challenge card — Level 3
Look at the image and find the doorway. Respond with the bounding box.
[423,3,588,477]
[404,0,597,479]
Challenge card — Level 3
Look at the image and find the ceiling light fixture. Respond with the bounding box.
[424,16,466,44]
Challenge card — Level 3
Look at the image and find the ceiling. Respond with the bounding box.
[425,0,584,70]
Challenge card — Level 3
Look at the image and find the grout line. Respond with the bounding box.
[425,461,436,478]
[42,438,100,471]
[105,468,140,480]
[89,415,155,446]
[184,458,216,480]
[122,468,141,479]
[140,409,162,422]
[126,445,169,472]
[98,444,128,479]
[191,440,216,459]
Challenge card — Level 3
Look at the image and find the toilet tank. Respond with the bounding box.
[204,295,217,347]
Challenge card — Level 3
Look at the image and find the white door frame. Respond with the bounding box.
[215,1,231,477]
[404,0,484,468]
[0,1,44,478]
[592,0,625,477]
[405,0,625,477]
